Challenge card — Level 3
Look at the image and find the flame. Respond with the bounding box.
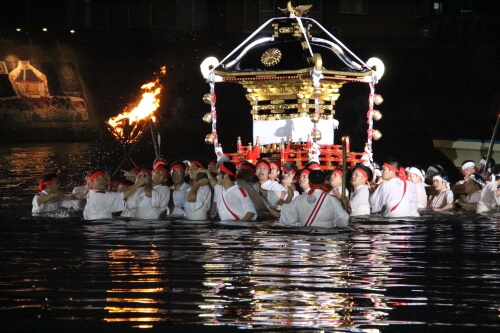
[107,67,166,144]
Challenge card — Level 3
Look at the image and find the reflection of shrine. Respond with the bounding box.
[199,230,392,329]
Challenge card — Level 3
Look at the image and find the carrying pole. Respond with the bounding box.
[341,136,348,201]
[485,112,500,172]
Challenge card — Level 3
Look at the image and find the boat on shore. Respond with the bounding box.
[433,137,500,170]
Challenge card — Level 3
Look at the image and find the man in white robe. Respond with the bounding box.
[83,170,146,220]
[126,164,170,219]
[279,170,349,228]
[212,162,257,221]
[370,158,419,217]
[169,161,192,219]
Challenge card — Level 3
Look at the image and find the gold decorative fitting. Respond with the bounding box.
[202,112,212,123]
[279,27,294,34]
[261,48,282,67]
[312,53,323,71]
[310,113,320,123]
[312,129,322,141]
[313,88,322,97]
[278,2,313,18]
[203,93,213,104]
[205,133,215,144]
[373,110,382,121]
[374,94,384,105]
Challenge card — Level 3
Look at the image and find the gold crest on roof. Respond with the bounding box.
[278,1,313,17]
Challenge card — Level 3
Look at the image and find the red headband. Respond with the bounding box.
[308,163,321,171]
[154,165,169,177]
[270,162,279,171]
[283,167,296,176]
[301,169,311,176]
[171,164,185,171]
[219,164,236,177]
[353,167,369,181]
[208,161,216,167]
[153,160,166,169]
[38,178,59,191]
[190,161,204,169]
[333,169,343,177]
[383,163,399,173]
[255,161,271,172]
[89,171,105,181]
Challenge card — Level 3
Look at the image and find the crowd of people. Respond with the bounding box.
[32,154,500,228]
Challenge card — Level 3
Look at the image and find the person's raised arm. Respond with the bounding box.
[36,192,61,205]
[123,174,148,200]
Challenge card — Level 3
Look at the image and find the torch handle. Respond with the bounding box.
[149,118,160,159]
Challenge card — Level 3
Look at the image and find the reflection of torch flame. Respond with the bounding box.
[107,67,166,144]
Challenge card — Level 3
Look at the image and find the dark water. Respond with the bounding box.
[0,143,499,333]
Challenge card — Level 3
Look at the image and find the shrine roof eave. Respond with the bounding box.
[213,68,373,83]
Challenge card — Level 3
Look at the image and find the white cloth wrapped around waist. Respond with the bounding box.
[170,207,185,218]
[84,211,114,220]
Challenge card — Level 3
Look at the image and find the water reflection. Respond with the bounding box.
[198,228,396,330]
[84,220,168,328]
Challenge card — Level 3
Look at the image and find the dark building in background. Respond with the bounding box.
[0,1,498,169]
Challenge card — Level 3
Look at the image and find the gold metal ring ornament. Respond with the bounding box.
[261,48,282,67]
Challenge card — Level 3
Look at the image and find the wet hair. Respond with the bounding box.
[308,170,324,185]
[350,164,373,182]
[490,164,500,177]
[383,157,402,171]
[282,162,299,175]
[426,164,444,174]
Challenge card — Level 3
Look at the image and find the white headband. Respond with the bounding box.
[433,175,447,183]
[479,159,486,165]
[433,175,450,189]
[461,161,476,171]
[408,167,425,181]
